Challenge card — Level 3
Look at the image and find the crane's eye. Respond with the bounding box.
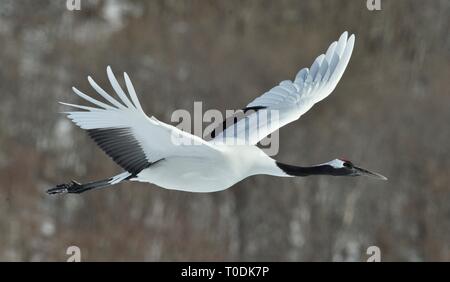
[343,161,353,168]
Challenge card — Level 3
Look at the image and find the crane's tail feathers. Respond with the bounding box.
[47,172,132,195]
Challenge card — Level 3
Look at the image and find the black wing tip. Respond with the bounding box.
[208,106,267,139]
[242,106,267,113]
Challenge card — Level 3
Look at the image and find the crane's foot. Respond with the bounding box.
[47,180,82,195]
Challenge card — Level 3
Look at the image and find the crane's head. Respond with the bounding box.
[326,159,387,180]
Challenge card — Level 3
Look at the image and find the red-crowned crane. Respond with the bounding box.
[48,31,386,195]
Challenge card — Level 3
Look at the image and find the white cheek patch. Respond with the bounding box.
[326,159,346,168]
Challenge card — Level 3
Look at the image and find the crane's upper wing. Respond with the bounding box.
[212,32,355,145]
[62,66,220,176]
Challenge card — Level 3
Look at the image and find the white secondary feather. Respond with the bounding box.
[213,32,355,145]
[62,66,220,169]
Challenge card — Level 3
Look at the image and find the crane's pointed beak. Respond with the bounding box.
[353,166,388,180]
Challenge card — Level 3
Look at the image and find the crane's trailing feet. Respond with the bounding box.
[47,181,83,194]
[47,178,114,194]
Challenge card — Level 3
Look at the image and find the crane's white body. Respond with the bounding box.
[135,144,285,192]
[59,32,359,193]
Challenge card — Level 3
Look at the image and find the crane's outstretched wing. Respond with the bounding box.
[212,32,355,145]
[62,66,220,176]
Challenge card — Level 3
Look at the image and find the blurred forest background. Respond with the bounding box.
[0,0,449,261]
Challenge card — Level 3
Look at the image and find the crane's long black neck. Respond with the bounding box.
[276,162,347,177]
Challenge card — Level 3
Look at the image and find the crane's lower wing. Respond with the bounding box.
[62,66,220,176]
[212,32,355,145]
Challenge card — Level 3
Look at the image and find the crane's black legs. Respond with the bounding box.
[47,178,115,194]
[47,159,163,195]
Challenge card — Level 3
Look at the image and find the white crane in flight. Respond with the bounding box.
[48,31,386,195]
